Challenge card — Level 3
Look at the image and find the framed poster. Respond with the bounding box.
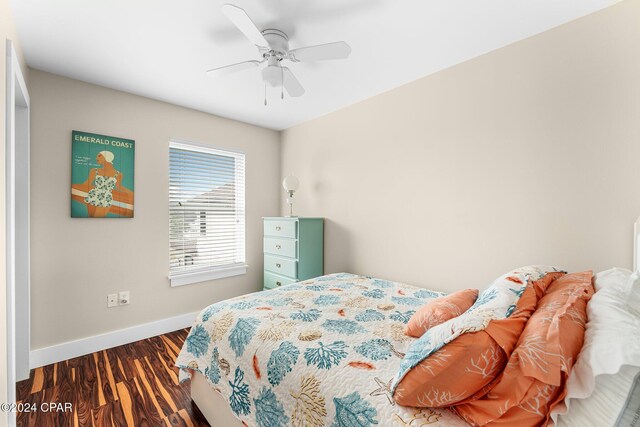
[70,130,135,218]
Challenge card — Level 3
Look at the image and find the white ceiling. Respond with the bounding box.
[11,0,619,130]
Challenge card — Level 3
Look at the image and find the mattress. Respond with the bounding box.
[176,272,469,426]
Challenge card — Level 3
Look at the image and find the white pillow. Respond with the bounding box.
[552,268,640,425]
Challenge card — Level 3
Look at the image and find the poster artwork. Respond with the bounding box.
[70,130,135,218]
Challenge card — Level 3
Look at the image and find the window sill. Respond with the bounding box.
[169,264,247,287]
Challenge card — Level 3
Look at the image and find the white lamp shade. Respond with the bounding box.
[262,65,281,87]
[282,174,300,192]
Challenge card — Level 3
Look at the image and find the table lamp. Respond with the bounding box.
[282,174,300,217]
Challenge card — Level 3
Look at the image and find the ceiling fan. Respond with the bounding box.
[207,4,352,103]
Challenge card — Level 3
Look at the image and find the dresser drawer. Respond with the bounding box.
[264,219,297,238]
[264,271,296,290]
[264,254,297,278]
[264,237,297,258]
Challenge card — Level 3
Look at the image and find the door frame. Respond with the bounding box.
[5,39,30,416]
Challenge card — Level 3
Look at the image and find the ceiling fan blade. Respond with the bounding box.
[206,60,262,76]
[282,67,305,97]
[221,4,268,47]
[289,41,351,62]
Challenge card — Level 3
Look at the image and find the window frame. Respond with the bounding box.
[168,139,246,287]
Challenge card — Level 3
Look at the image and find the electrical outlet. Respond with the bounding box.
[107,293,118,308]
[119,291,130,305]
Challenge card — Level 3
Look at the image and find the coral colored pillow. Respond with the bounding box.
[394,273,562,408]
[405,289,479,338]
[454,271,594,426]
[394,330,506,407]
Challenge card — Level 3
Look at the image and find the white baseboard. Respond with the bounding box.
[29,311,199,369]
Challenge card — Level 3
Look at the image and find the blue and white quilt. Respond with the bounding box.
[176,273,469,427]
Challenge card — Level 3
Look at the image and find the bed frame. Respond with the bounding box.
[191,371,243,426]
[190,218,640,426]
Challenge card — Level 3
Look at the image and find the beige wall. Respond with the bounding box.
[281,0,640,292]
[1,0,28,421]
[29,70,280,350]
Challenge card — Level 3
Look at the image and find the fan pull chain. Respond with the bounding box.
[264,84,267,106]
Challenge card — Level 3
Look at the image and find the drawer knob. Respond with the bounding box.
[275,226,281,231]
[276,263,281,268]
[276,281,282,286]
[275,244,281,250]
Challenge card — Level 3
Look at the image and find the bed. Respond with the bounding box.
[176,273,469,426]
[176,219,640,427]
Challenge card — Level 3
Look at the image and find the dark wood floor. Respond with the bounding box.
[15,328,210,427]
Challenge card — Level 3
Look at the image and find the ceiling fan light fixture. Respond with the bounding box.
[262,65,282,87]
[209,4,351,100]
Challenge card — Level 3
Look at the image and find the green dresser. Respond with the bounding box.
[263,217,323,290]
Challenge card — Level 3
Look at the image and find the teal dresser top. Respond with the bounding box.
[262,217,324,219]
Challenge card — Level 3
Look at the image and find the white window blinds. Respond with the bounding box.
[169,140,245,286]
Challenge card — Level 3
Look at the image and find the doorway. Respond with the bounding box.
[5,39,30,418]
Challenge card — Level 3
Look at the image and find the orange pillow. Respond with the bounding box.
[454,271,594,426]
[394,273,563,408]
[393,273,563,408]
[394,330,506,407]
[405,288,479,338]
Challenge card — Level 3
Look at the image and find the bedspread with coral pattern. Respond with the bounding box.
[176,273,470,427]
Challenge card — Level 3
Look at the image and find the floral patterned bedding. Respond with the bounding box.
[176,273,470,427]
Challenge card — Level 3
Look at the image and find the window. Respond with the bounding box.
[169,140,245,286]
